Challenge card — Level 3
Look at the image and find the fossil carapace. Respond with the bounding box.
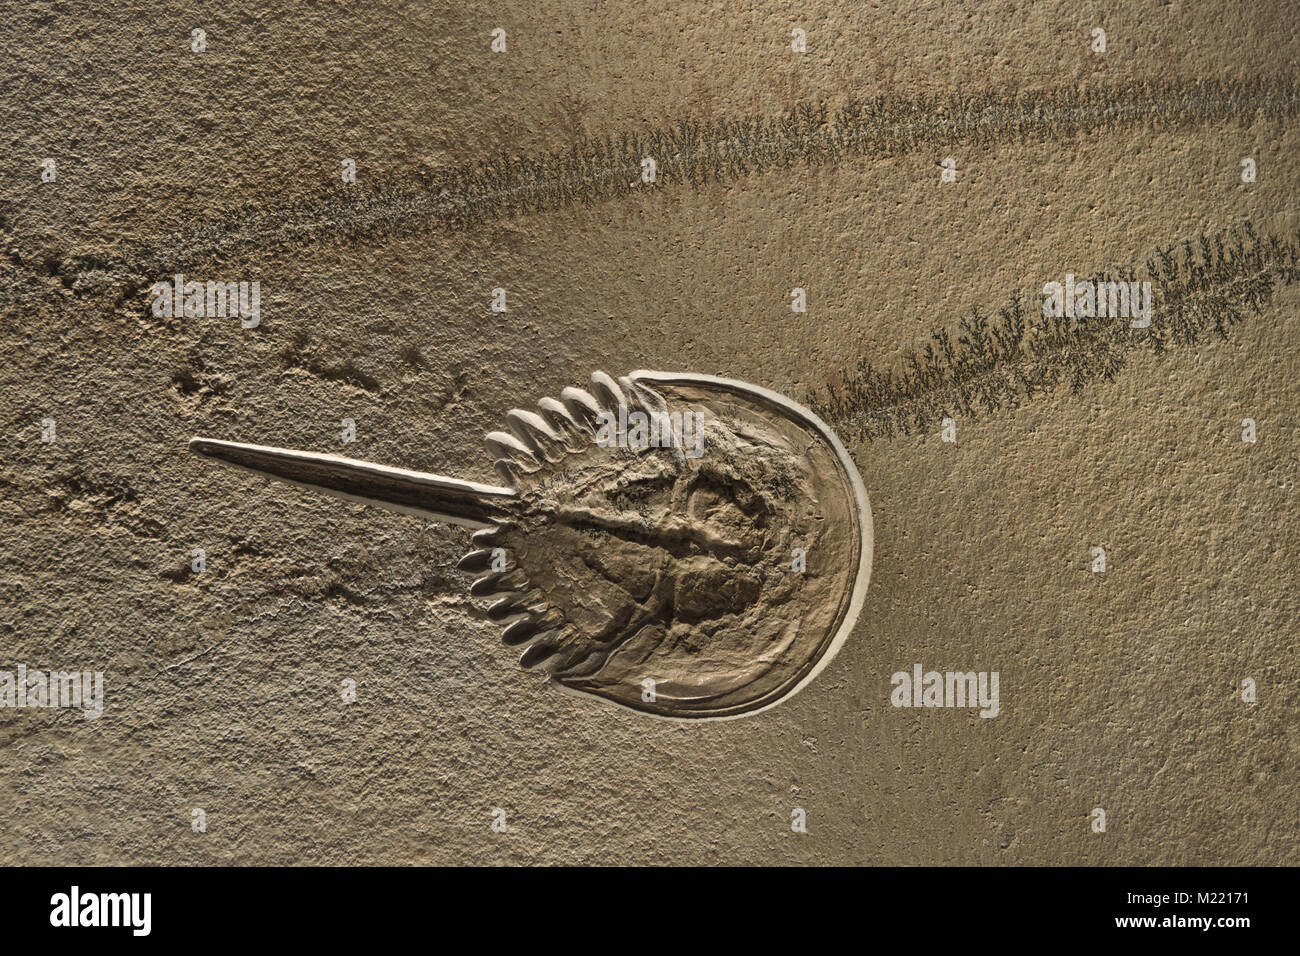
[190,371,872,720]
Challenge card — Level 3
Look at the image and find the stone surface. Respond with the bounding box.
[0,1,1296,864]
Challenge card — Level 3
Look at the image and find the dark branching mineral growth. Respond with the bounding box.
[9,71,1293,722]
[49,76,1300,286]
[191,371,873,720]
[810,222,1300,441]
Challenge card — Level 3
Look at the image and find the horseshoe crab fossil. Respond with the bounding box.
[189,371,872,720]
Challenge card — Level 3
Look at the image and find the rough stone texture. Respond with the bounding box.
[0,1,1296,864]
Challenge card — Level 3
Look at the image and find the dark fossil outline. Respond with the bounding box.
[811,222,1300,440]
[29,76,1300,290]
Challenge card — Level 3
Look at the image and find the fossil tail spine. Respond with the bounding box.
[188,437,517,529]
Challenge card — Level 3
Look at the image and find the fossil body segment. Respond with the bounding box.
[190,370,872,720]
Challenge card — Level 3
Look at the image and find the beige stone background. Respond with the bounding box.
[0,1,1296,864]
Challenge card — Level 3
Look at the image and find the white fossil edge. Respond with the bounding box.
[546,369,875,723]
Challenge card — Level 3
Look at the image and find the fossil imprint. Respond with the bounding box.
[190,371,872,720]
